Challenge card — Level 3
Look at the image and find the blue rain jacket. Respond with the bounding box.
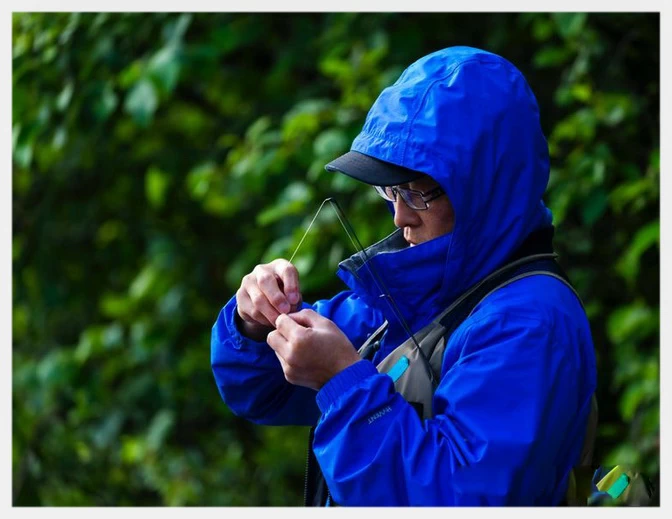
[211,46,597,506]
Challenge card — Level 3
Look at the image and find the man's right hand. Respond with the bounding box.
[235,258,303,341]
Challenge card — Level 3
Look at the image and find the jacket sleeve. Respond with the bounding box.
[210,290,384,426]
[312,309,596,505]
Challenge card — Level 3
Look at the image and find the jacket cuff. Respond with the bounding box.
[316,359,379,413]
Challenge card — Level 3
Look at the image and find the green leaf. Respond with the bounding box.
[256,182,312,226]
[163,13,192,45]
[186,162,216,199]
[246,116,272,142]
[610,181,650,215]
[282,99,333,142]
[121,436,145,464]
[96,220,124,247]
[533,45,573,68]
[604,444,640,469]
[146,410,175,452]
[119,60,144,89]
[607,302,658,345]
[551,108,597,142]
[75,327,102,363]
[595,93,635,127]
[102,323,124,350]
[145,166,170,208]
[92,411,125,449]
[129,266,158,300]
[93,82,118,121]
[148,45,181,94]
[581,188,609,226]
[203,193,241,217]
[532,16,555,41]
[158,286,184,317]
[99,292,130,319]
[259,236,294,265]
[36,350,73,386]
[649,148,659,172]
[552,13,587,39]
[14,141,33,168]
[12,124,21,151]
[313,128,349,158]
[124,78,158,127]
[620,384,646,421]
[571,83,592,103]
[13,304,29,340]
[56,81,74,111]
[616,220,659,285]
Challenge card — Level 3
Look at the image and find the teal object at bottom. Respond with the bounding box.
[607,474,630,499]
[387,356,409,382]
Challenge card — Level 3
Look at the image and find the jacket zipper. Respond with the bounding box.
[303,427,314,506]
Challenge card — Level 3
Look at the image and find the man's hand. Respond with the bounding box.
[267,309,362,391]
[236,259,303,341]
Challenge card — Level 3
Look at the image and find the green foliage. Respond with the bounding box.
[13,12,659,505]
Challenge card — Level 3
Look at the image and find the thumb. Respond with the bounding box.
[274,311,309,337]
[278,308,321,329]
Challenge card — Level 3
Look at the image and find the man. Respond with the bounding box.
[211,46,596,506]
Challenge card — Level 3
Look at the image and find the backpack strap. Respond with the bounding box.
[437,253,582,344]
[437,225,578,339]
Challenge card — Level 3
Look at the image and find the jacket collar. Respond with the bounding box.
[337,228,453,344]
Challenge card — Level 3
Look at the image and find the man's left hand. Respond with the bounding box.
[267,309,362,391]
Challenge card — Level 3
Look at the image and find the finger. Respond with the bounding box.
[236,289,273,328]
[254,265,292,314]
[267,329,289,358]
[235,288,250,319]
[269,331,302,386]
[289,292,303,314]
[274,312,304,337]
[245,283,281,327]
[282,308,322,328]
[272,259,301,305]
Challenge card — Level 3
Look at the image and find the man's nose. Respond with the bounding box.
[393,199,420,228]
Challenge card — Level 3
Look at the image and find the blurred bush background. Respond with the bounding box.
[12,12,659,506]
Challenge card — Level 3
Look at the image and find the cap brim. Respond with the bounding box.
[324,151,424,186]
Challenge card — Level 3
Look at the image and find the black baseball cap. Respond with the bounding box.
[324,151,424,187]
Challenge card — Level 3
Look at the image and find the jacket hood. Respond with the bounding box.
[337,46,553,335]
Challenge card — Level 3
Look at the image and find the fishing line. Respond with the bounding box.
[288,198,333,264]
[288,197,437,387]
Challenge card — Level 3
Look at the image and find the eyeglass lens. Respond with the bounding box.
[375,185,426,210]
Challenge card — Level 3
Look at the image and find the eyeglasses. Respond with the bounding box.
[373,184,445,211]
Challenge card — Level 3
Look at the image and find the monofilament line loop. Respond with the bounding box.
[328,199,364,259]
[288,198,333,264]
